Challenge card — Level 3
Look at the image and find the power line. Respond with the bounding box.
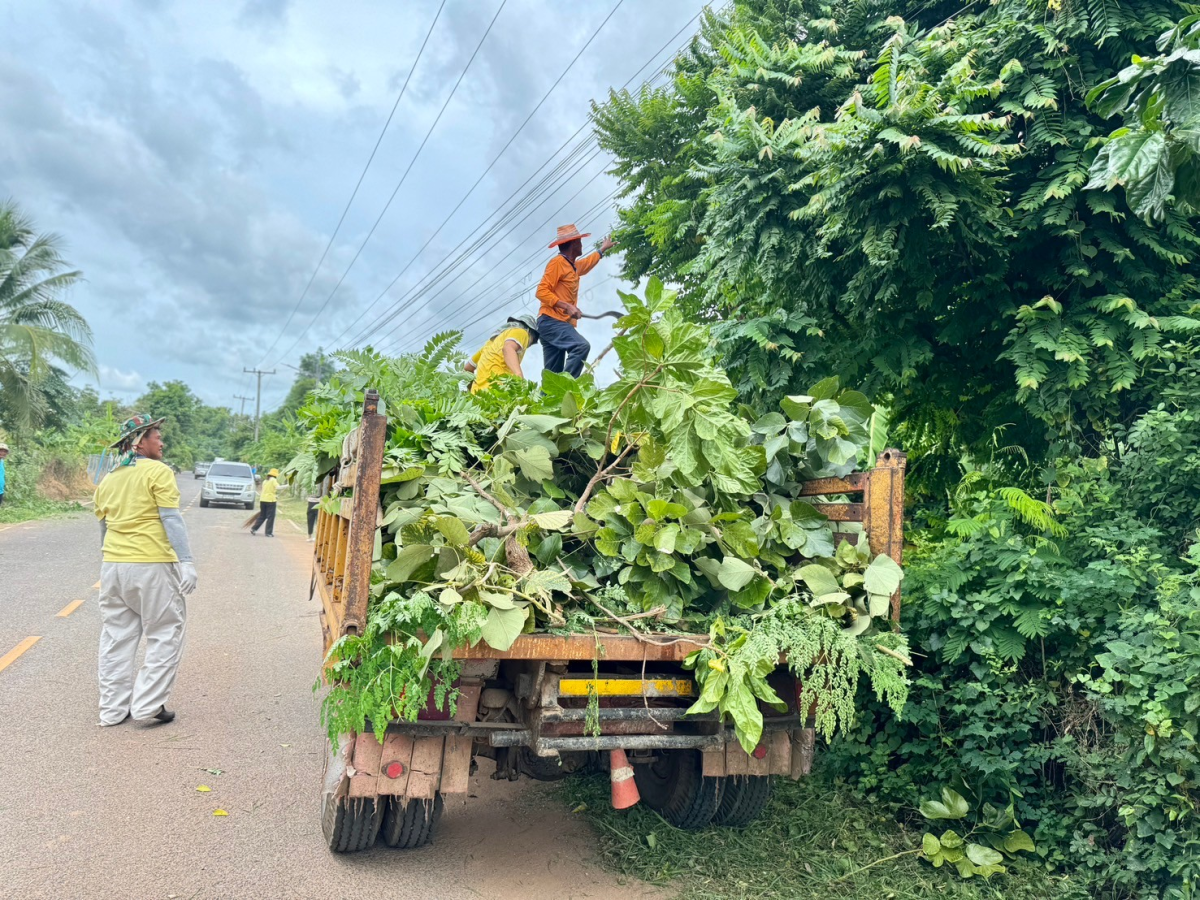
[254,0,447,368]
[353,8,709,355]
[315,0,628,356]
[267,0,510,370]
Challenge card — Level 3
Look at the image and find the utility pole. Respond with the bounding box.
[242,367,275,442]
[234,394,253,417]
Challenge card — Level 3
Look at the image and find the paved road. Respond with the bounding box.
[0,476,658,900]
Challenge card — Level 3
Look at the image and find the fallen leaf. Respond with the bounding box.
[571,803,587,814]
[200,767,224,776]
[213,809,228,816]
[196,785,211,792]
[281,743,291,748]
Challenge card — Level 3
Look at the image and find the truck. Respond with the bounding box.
[312,389,906,853]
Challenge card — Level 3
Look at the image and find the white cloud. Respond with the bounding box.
[97,364,145,394]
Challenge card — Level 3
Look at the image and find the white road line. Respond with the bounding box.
[288,521,303,533]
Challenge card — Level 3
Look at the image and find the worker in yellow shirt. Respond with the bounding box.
[94,413,197,726]
[250,468,280,537]
[465,314,540,393]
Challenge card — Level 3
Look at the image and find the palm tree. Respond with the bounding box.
[0,199,95,430]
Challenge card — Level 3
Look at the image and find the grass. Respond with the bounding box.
[274,494,312,531]
[559,771,1090,900]
[0,495,85,525]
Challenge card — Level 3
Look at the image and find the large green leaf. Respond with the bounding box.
[920,787,970,820]
[386,544,435,583]
[863,553,904,595]
[797,564,841,597]
[479,605,529,651]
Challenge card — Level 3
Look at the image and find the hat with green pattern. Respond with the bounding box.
[109,413,166,450]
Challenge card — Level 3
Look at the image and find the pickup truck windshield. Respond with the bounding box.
[208,463,252,478]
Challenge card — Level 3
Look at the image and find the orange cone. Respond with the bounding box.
[609,748,640,809]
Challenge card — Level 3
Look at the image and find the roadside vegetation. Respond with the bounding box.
[584,1,1200,896]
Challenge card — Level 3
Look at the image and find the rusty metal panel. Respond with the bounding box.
[767,730,791,776]
[702,748,727,777]
[376,733,415,797]
[863,449,907,622]
[797,473,864,496]
[348,732,385,798]
[331,515,348,613]
[340,389,388,638]
[405,736,446,801]
[454,634,706,662]
[813,502,864,522]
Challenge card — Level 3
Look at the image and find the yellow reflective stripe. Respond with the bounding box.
[558,678,695,698]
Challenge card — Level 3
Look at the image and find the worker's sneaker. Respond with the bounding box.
[150,706,175,724]
[249,530,257,536]
[98,712,131,727]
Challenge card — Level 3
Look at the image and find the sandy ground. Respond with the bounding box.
[0,476,662,900]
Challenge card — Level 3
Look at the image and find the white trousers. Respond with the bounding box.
[97,562,187,724]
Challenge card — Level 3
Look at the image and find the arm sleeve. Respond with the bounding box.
[158,508,194,562]
[535,258,563,307]
[575,251,602,277]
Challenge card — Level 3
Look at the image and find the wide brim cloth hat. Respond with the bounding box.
[507,313,540,335]
[109,413,165,449]
[268,468,279,477]
[548,223,591,248]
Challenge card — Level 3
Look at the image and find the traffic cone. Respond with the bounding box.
[609,748,640,809]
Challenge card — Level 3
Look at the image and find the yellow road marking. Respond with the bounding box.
[56,599,85,618]
[0,636,41,674]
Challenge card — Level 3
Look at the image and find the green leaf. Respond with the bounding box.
[386,544,435,583]
[512,446,554,481]
[922,833,941,857]
[867,593,891,617]
[647,499,688,520]
[940,829,964,849]
[797,564,841,597]
[716,557,756,591]
[436,517,471,546]
[1001,830,1036,854]
[532,510,573,531]
[966,844,1004,867]
[514,414,571,433]
[863,553,903,595]
[479,605,528,651]
[438,587,462,606]
[920,787,970,820]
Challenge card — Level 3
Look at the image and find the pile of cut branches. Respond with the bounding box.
[300,279,909,751]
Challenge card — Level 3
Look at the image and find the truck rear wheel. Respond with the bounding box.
[322,794,382,853]
[712,775,772,827]
[380,794,444,849]
[633,749,723,830]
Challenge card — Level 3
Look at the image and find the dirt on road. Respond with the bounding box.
[0,480,663,900]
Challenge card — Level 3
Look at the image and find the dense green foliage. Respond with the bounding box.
[592,2,1200,896]
[305,280,909,753]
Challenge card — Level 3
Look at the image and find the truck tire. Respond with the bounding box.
[322,794,382,853]
[380,794,443,849]
[199,498,209,508]
[633,750,723,830]
[244,501,254,510]
[712,775,772,827]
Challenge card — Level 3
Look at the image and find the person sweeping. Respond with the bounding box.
[464,313,540,392]
[536,224,614,377]
[93,414,197,726]
[250,467,279,537]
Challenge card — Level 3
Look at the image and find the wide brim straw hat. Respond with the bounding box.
[108,413,165,449]
[268,468,280,477]
[548,223,591,248]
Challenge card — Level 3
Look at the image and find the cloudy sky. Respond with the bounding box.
[1,0,707,411]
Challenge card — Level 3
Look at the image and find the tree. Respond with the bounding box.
[0,199,95,431]
[592,0,1200,477]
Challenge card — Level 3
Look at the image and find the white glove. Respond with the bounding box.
[178,561,198,595]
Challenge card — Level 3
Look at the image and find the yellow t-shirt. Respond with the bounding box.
[94,459,180,563]
[260,477,278,502]
[469,327,531,393]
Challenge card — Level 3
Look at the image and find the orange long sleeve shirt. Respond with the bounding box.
[536,251,602,325]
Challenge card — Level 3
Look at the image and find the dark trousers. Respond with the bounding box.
[252,501,276,536]
[538,314,591,377]
[306,501,318,537]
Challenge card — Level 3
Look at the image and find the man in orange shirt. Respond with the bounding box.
[536,223,614,377]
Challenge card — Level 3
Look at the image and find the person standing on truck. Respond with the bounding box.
[93,414,197,726]
[0,441,8,507]
[536,224,615,377]
[464,314,540,392]
[250,467,279,537]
